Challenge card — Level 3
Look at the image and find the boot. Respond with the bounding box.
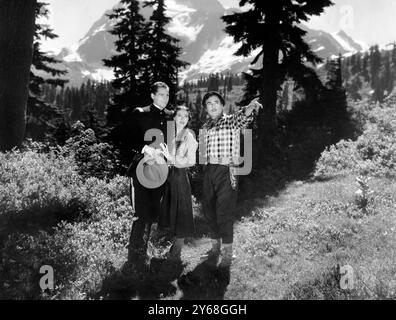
[167,237,184,261]
[218,243,233,268]
[200,239,221,265]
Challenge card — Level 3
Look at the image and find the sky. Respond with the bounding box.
[41,0,396,53]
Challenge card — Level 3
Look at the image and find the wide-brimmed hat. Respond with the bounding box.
[136,155,168,189]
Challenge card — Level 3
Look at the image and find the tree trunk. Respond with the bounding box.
[257,9,281,166]
[0,0,36,151]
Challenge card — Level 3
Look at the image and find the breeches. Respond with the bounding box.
[202,164,238,244]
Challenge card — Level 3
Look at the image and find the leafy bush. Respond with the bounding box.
[0,143,87,241]
[0,141,133,299]
[1,212,132,299]
[62,121,123,180]
[314,101,396,178]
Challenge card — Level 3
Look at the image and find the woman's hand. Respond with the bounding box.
[160,143,173,163]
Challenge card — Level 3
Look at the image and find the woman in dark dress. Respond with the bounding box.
[159,105,198,261]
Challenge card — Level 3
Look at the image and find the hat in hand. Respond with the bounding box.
[136,155,168,189]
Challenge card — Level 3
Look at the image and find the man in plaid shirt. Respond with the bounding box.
[199,91,262,270]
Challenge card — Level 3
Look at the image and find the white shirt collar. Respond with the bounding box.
[153,103,164,111]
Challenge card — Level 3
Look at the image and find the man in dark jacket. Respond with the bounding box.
[126,81,173,268]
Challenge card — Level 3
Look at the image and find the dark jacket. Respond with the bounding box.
[126,104,173,175]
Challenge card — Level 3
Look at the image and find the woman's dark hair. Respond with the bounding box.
[173,105,192,151]
[173,105,191,120]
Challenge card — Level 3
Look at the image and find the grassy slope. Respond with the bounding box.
[175,175,396,300]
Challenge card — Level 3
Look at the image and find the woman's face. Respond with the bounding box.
[174,109,189,130]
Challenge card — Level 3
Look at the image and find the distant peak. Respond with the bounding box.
[173,0,224,13]
[337,29,348,37]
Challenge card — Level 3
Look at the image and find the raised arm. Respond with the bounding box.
[228,98,263,129]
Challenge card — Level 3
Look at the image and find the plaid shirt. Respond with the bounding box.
[199,106,254,166]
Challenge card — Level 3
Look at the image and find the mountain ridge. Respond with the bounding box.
[48,0,368,86]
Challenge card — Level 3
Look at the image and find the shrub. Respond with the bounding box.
[0,171,133,300]
[62,121,123,180]
[314,101,396,178]
[0,143,133,299]
[0,144,87,240]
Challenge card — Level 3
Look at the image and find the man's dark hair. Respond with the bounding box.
[151,82,169,94]
[202,91,225,107]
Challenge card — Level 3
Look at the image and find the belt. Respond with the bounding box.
[207,157,242,166]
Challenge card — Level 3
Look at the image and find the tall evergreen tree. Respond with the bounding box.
[142,0,188,105]
[222,0,333,162]
[356,52,362,74]
[0,0,36,151]
[227,74,234,92]
[104,0,149,125]
[392,42,396,77]
[323,54,348,138]
[370,45,383,101]
[349,77,362,101]
[362,52,370,82]
[383,52,393,95]
[26,2,68,141]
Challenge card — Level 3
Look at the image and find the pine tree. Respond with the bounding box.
[143,0,188,104]
[370,45,383,101]
[0,0,36,151]
[104,0,149,125]
[323,54,348,138]
[26,2,68,141]
[383,52,393,96]
[362,52,370,82]
[223,74,228,100]
[356,52,362,74]
[392,42,396,77]
[227,74,233,92]
[350,53,357,74]
[222,0,332,162]
[349,77,362,101]
[207,73,220,92]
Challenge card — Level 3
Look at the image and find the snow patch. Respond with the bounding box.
[355,40,369,52]
[81,70,91,77]
[63,50,82,62]
[91,23,107,37]
[179,36,259,83]
[314,46,325,52]
[168,18,204,43]
[81,68,114,82]
[166,0,202,43]
[343,51,355,58]
[331,32,356,52]
[167,0,196,15]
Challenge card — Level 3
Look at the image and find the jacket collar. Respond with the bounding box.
[150,103,165,113]
[204,113,224,129]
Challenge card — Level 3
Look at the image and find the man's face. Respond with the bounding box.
[151,87,169,109]
[205,95,224,120]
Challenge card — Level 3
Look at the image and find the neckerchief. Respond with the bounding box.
[204,114,224,130]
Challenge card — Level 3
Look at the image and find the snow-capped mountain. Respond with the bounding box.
[304,27,369,59]
[53,0,368,86]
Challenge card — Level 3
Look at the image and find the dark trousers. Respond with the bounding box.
[127,175,164,262]
[202,164,237,244]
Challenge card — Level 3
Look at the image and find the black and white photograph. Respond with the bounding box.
[0,0,395,306]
